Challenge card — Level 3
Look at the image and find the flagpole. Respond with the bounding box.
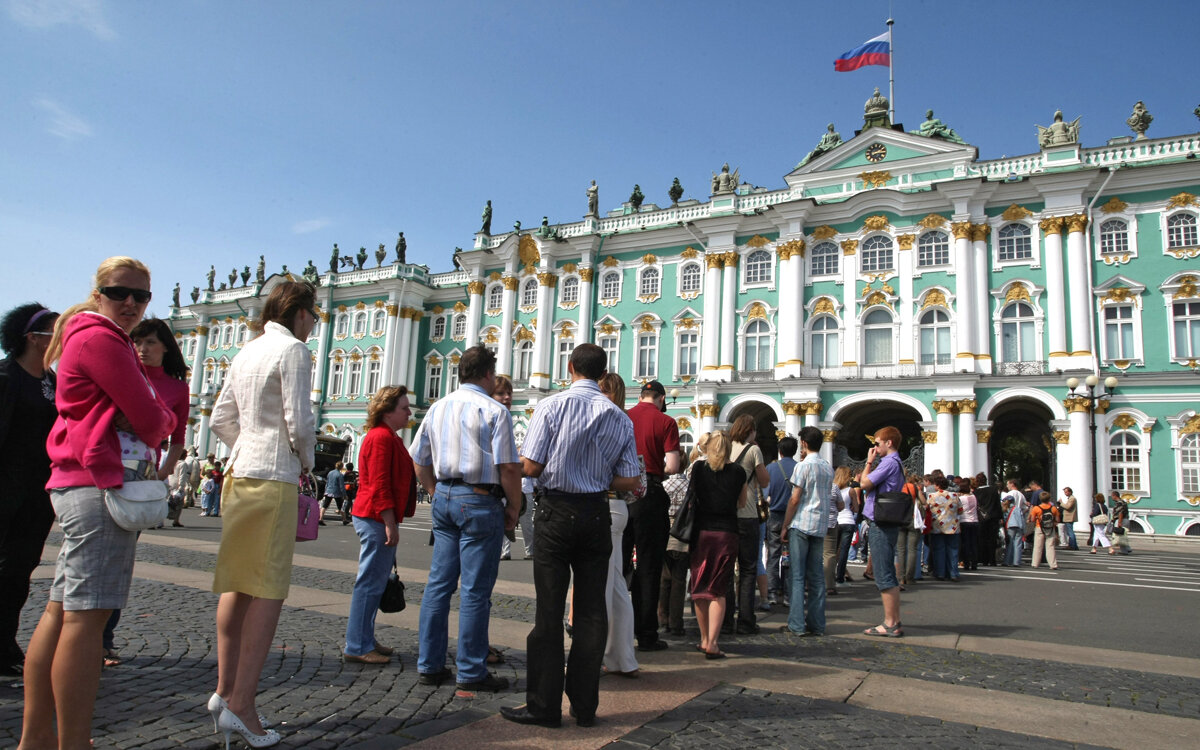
[887,17,895,123]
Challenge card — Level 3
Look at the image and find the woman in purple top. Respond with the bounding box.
[856,426,905,638]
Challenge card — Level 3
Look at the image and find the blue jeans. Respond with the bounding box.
[929,533,960,579]
[417,484,504,682]
[1004,527,1024,566]
[345,517,394,656]
[786,531,826,635]
[202,490,219,516]
[765,512,786,595]
[867,522,900,591]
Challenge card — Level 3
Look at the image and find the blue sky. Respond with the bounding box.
[3,0,1198,321]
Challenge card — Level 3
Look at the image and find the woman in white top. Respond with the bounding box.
[207,281,317,749]
[833,466,860,585]
[597,373,640,677]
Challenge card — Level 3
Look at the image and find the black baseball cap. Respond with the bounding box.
[642,380,666,397]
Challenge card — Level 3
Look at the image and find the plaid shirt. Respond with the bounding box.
[788,452,834,537]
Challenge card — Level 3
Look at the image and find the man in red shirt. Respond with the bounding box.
[625,381,681,651]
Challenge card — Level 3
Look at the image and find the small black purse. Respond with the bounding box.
[378,563,406,613]
[873,490,914,527]
[669,470,700,544]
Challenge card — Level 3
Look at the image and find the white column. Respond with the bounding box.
[406,312,422,394]
[974,421,992,481]
[783,404,802,436]
[957,402,977,478]
[498,277,517,375]
[842,241,859,366]
[188,316,208,400]
[971,225,991,373]
[934,402,956,472]
[775,254,793,369]
[465,280,484,346]
[699,404,717,435]
[381,299,400,384]
[1041,218,1068,359]
[394,309,414,388]
[819,427,836,465]
[530,271,556,389]
[197,407,213,457]
[1065,215,1092,357]
[775,239,805,378]
[700,254,722,380]
[1065,403,1094,508]
[952,223,975,369]
[897,235,916,365]
[719,253,737,370]
[578,267,594,343]
[311,314,331,403]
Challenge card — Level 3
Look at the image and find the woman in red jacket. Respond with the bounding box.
[343,385,415,664]
[19,257,174,750]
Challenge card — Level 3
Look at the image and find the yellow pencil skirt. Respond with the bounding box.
[212,475,297,600]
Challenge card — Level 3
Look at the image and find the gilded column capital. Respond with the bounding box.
[777,239,806,260]
[822,429,838,443]
[782,401,802,416]
[1039,216,1065,235]
[195,325,210,336]
[931,398,958,414]
[951,221,972,240]
[721,251,740,268]
[922,431,938,443]
[955,398,977,415]
[975,429,991,443]
[537,272,558,287]
[896,234,915,251]
[411,310,424,322]
[800,401,823,416]
[698,403,720,418]
[385,303,399,317]
[1065,213,1089,234]
[706,253,724,269]
[1095,398,1110,415]
[969,223,991,242]
[841,239,858,256]
[467,280,486,296]
[1062,395,1091,413]
[579,268,594,282]
[1053,430,1070,444]
[502,276,520,290]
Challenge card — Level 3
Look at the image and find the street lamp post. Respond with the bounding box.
[1065,374,1119,504]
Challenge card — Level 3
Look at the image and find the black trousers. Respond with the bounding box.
[724,517,760,629]
[0,492,55,667]
[624,483,669,646]
[960,521,980,569]
[979,517,1001,566]
[526,494,611,721]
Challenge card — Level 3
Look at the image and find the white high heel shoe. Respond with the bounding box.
[207,693,271,734]
[218,707,280,749]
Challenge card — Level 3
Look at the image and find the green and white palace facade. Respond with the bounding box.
[170,103,1200,538]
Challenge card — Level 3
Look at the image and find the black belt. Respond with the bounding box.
[439,478,504,497]
[540,489,607,503]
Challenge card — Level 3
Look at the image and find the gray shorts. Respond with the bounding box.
[49,485,138,611]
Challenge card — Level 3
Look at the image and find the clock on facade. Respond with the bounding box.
[865,143,887,162]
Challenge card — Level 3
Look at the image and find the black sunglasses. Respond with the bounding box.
[98,286,152,304]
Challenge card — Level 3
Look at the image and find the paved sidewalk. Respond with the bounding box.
[0,536,1197,748]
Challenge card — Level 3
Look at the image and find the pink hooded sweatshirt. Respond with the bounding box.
[46,312,176,490]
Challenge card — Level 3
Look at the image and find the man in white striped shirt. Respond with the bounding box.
[412,346,521,693]
[781,426,833,637]
[500,343,640,729]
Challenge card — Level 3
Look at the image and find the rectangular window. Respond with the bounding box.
[677,332,698,376]
[556,339,572,379]
[635,333,657,379]
[600,337,619,373]
[366,360,381,395]
[1104,306,1134,359]
[426,364,442,400]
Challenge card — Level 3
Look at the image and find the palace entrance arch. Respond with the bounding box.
[828,400,924,472]
[725,399,782,463]
[987,398,1056,489]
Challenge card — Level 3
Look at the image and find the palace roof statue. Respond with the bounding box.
[797,123,843,168]
[1127,101,1153,140]
[711,163,739,195]
[913,109,964,144]
[1037,109,1080,148]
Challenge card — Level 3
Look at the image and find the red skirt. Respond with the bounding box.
[689,530,738,601]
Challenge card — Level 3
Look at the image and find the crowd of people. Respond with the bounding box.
[0,260,1140,745]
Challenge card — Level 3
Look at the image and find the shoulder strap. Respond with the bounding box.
[735,444,753,464]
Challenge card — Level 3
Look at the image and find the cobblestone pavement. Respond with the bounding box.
[605,684,1111,750]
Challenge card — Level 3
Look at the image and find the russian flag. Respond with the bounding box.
[834,32,890,72]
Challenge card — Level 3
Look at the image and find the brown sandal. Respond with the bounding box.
[486,646,505,664]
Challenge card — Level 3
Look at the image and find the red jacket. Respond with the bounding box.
[46,312,176,490]
[351,424,416,523]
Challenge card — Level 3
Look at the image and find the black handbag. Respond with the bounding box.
[378,563,406,613]
[873,490,914,527]
[669,470,700,543]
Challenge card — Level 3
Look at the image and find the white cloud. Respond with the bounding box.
[292,218,331,235]
[6,0,115,40]
[34,97,93,141]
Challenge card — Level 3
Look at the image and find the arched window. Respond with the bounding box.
[918,308,951,365]
[202,358,216,391]
[236,323,248,346]
[998,223,1032,261]
[744,250,773,284]
[678,431,694,458]
[811,316,839,368]
[917,231,950,267]
[1168,213,1198,249]
[1099,219,1129,256]
[452,314,466,340]
[347,357,363,395]
[521,278,538,307]
[743,319,772,371]
[514,340,534,381]
[1000,302,1036,362]
[601,271,621,300]
[862,309,894,365]
[860,236,894,273]
[1181,433,1200,494]
[214,358,229,390]
[811,241,839,276]
[1109,431,1142,492]
[486,284,503,311]
[431,316,446,340]
[334,313,350,337]
[221,324,234,347]
[353,311,368,336]
[560,276,579,304]
[639,267,660,297]
[679,263,702,294]
[1173,300,1200,358]
[372,309,387,334]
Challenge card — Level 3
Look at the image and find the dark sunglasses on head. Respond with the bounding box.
[98,286,152,304]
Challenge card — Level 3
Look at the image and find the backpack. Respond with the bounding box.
[1038,504,1056,534]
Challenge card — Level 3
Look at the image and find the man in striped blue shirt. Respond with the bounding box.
[412,346,522,692]
[781,426,833,636]
[500,343,640,729]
